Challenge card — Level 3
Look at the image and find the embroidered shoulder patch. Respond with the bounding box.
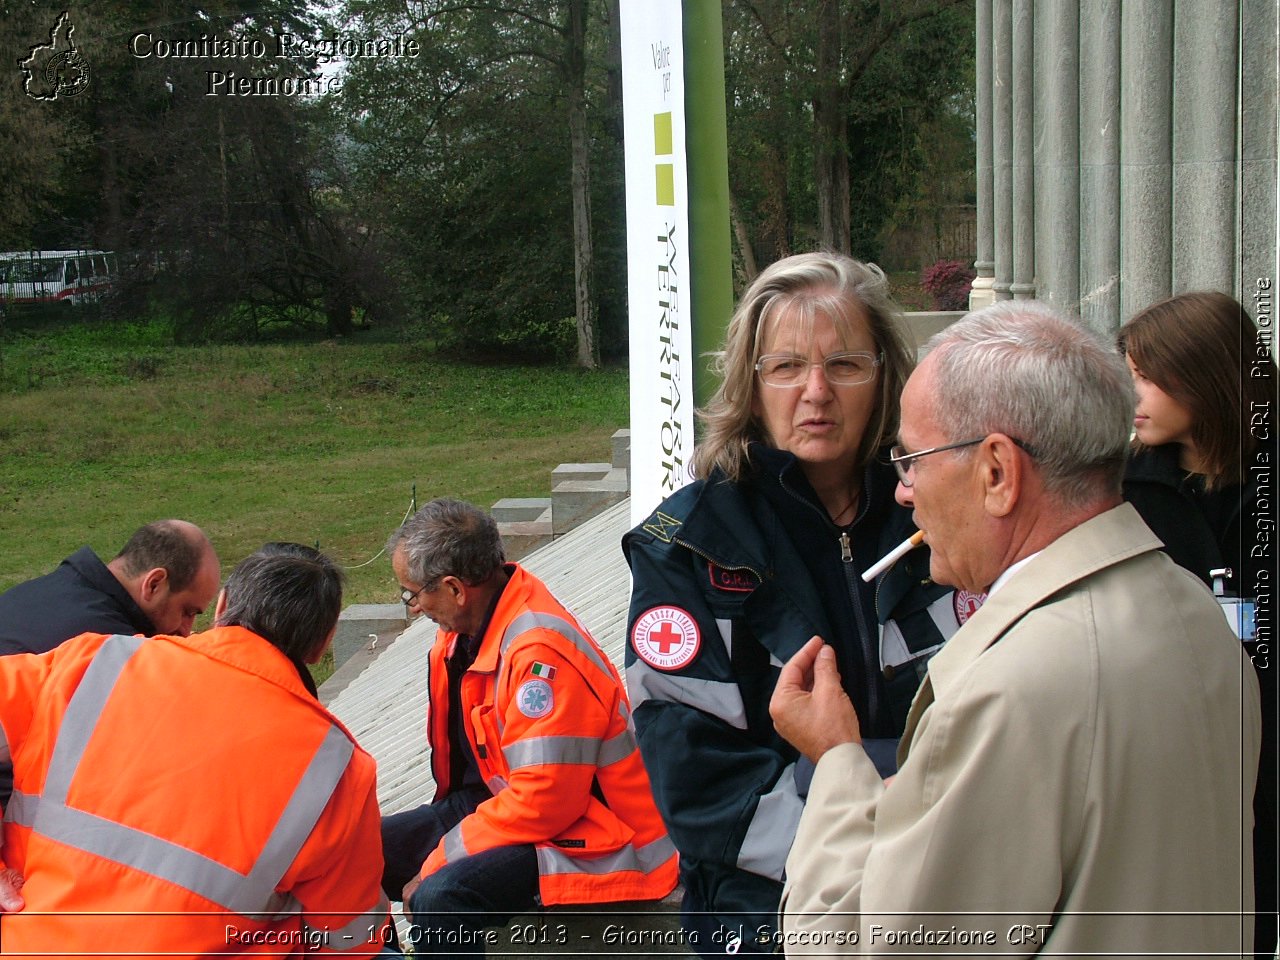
[530,661,557,680]
[642,511,682,543]
[707,562,758,593]
[631,605,701,671]
[516,679,554,718]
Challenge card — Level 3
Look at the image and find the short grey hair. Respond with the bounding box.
[922,300,1134,506]
[216,544,344,661]
[387,499,505,587]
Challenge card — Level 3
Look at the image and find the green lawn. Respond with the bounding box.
[0,316,629,642]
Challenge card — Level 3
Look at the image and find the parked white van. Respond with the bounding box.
[0,250,118,305]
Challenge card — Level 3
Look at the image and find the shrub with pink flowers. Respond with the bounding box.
[920,259,976,311]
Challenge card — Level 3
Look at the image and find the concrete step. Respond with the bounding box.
[499,519,554,560]
[323,604,407,700]
[902,310,965,350]
[493,497,553,560]
[492,497,553,522]
[551,468,629,536]
[610,428,631,477]
[552,462,613,484]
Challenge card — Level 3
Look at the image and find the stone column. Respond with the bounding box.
[992,0,1014,300]
[1078,0,1121,335]
[1172,0,1238,294]
[1010,0,1035,299]
[1033,0,1079,311]
[970,0,996,310]
[1119,0,1174,323]
[1240,0,1279,300]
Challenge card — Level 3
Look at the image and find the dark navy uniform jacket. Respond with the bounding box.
[0,547,154,656]
[622,446,959,944]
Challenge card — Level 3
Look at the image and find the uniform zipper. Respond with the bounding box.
[671,537,765,583]
[840,530,880,728]
[778,470,881,732]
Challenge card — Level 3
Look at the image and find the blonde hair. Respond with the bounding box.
[693,252,913,481]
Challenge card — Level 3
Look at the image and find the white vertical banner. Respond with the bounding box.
[621,0,696,526]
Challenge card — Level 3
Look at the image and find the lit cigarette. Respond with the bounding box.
[861,530,926,582]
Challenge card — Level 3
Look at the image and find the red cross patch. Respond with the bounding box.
[954,589,987,625]
[631,605,701,671]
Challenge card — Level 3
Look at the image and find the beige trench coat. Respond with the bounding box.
[781,504,1260,957]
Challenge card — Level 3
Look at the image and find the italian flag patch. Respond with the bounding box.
[530,662,557,680]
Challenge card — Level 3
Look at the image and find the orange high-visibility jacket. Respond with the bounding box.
[420,564,678,905]
[0,627,392,958]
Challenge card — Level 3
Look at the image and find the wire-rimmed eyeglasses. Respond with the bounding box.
[400,581,439,606]
[755,351,883,387]
[889,435,1039,487]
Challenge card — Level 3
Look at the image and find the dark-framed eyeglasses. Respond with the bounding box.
[889,435,1039,487]
[755,351,883,387]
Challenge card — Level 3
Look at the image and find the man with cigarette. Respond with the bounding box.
[773,302,1260,955]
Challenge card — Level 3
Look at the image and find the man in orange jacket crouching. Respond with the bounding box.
[384,499,677,955]
[0,544,397,957]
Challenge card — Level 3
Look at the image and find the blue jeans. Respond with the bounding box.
[381,789,540,958]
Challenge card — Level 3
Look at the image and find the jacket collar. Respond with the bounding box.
[908,503,1160,713]
[168,625,318,701]
[65,546,156,635]
[467,564,531,673]
[1124,443,1190,489]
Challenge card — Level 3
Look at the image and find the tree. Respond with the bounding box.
[725,0,973,272]
[0,2,96,248]
[338,0,616,366]
[0,0,392,337]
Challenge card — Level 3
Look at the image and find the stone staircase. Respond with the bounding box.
[493,428,630,559]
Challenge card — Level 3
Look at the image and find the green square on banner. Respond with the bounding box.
[655,164,675,206]
[653,112,673,155]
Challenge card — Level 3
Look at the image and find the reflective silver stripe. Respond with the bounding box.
[735,762,802,881]
[503,735,601,770]
[596,727,638,767]
[13,631,357,917]
[880,600,953,671]
[6,788,295,915]
[501,611,611,679]
[304,896,391,952]
[442,822,469,864]
[485,774,508,793]
[10,725,354,915]
[247,725,355,910]
[715,618,733,659]
[43,634,145,803]
[626,661,748,730]
[925,592,962,641]
[536,833,677,878]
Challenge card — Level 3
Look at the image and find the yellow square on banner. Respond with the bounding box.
[655,164,675,206]
[653,112,673,155]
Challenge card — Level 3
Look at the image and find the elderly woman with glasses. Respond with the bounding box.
[621,252,960,954]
